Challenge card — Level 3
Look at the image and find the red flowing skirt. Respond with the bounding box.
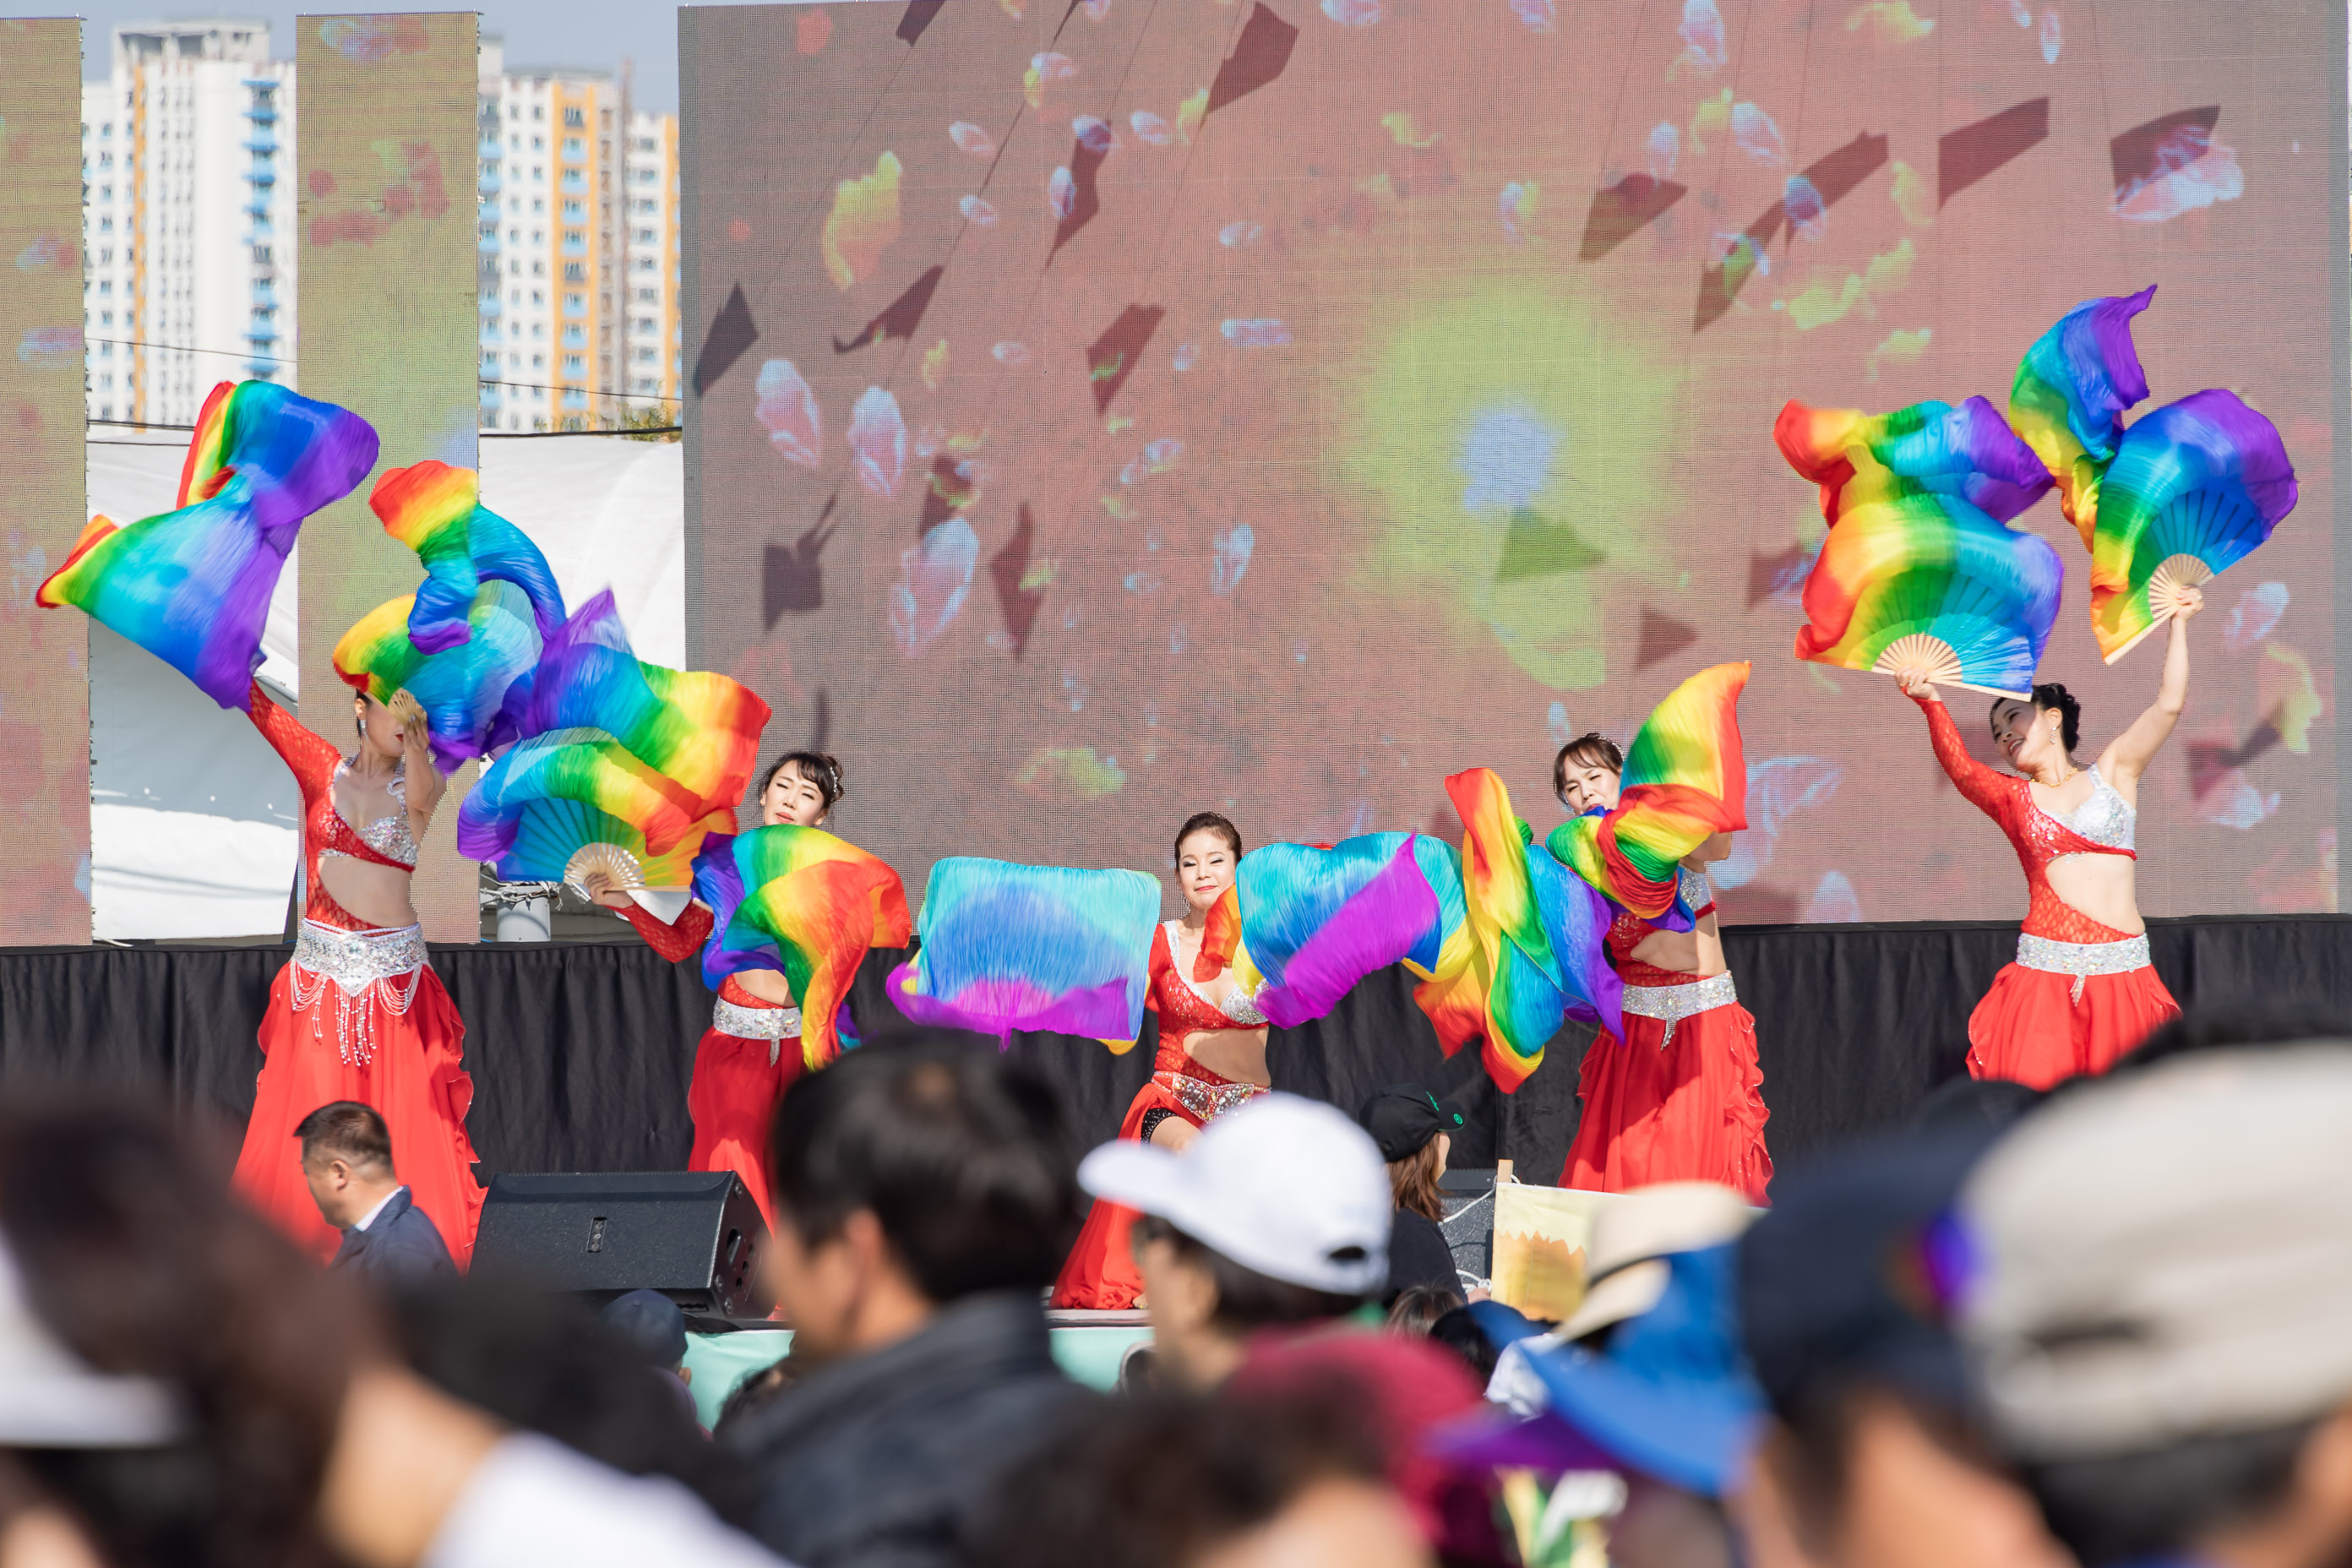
[1966,962,2179,1089]
[687,1027,803,1235]
[231,961,483,1266]
[1050,1077,1207,1310]
[1560,1002,1772,1205]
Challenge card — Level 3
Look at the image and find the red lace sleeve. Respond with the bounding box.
[246,681,343,808]
[619,900,714,964]
[1144,923,1169,1016]
[1917,696,2013,822]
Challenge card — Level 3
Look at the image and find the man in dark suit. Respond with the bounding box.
[296,1100,456,1284]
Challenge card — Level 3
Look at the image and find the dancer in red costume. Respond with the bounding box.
[1554,734,1772,1205]
[1897,585,2199,1088]
[584,751,843,1232]
[231,682,485,1266]
[1051,812,1270,1309]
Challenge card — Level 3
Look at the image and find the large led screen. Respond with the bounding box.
[683,0,2343,922]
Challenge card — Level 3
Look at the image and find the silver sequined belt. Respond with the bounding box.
[713,997,801,1040]
[1152,1071,1266,1124]
[2015,932,2151,976]
[292,919,426,994]
[1620,970,1738,1045]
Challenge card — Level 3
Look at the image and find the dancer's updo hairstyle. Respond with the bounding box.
[1553,732,1625,806]
[1173,811,1244,866]
[1991,684,2081,755]
[762,751,845,814]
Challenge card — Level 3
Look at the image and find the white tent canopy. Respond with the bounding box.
[84,434,685,941]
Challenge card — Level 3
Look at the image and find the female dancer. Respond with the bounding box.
[584,750,842,1232]
[1552,734,1772,1204]
[1897,586,2198,1087]
[1050,812,1270,1309]
[231,680,484,1266]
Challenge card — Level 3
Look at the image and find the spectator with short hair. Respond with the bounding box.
[1357,1084,1469,1305]
[1956,1045,2352,1568]
[600,1288,700,1428]
[722,1030,1091,1568]
[1734,1129,2069,1568]
[296,1100,455,1286]
[966,1386,1434,1568]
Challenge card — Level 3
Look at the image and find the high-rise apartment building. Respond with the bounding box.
[82,19,297,427]
[623,110,683,411]
[476,40,675,432]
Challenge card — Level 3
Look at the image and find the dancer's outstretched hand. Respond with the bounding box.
[1896,668,1941,702]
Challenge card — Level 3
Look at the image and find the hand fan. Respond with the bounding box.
[368,460,567,653]
[885,858,1161,1045]
[457,726,720,872]
[2087,389,2297,662]
[38,380,378,710]
[2007,286,2156,546]
[1228,834,1448,1030]
[335,580,545,774]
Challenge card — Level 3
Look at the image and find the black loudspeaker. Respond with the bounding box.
[473,1172,772,1319]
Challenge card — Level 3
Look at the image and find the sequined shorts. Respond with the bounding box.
[1620,970,1738,1046]
[1152,1070,1266,1124]
[292,919,427,994]
[712,997,803,1066]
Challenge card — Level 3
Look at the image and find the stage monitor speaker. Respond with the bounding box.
[473,1171,771,1319]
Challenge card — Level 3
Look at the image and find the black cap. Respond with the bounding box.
[1356,1083,1466,1163]
[600,1287,688,1369]
[1737,1124,2001,1419]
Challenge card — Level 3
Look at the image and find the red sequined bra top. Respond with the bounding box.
[248,684,416,933]
[1148,922,1267,1076]
[1917,696,2137,945]
[618,901,787,1013]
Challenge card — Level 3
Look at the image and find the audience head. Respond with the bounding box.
[1084,1094,1391,1390]
[1384,1284,1462,1337]
[600,1289,689,1375]
[2119,999,2352,1071]
[1957,1045,2352,1568]
[967,1386,1430,1568]
[1355,1085,1464,1225]
[294,1100,400,1230]
[712,1353,797,1440]
[1736,1127,2066,1568]
[1424,1300,1537,1386]
[764,1029,1081,1364]
[0,1095,361,1568]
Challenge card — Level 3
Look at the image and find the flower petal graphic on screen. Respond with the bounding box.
[1499,182,1538,242]
[2224,583,2289,652]
[754,360,822,467]
[2113,136,2242,223]
[1731,102,1785,166]
[1176,87,1209,144]
[847,387,906,499]
[1173,342,1198,372]
[1865,327,1932,382]
[1015,747,1128,799]
[1647,122,1680,180]
[17,327,79,369]
[889,518,977,654]
[1218,220,1266,248]
[1322,0,1380,23]
[1073,115,1116,155]
[1082,0,1113,19]
[1211,524,1255,596]
[992,341,1031,367]
[317,15,427,61]
[2200,770,2279,830]
[2039,8,2061,62]
[1844,0,1934,45]
[821,152,901,291]
[1889,160,1935,224]
[1802,869,1864,923]
[1025,51,1077,109]
[1511,0,1557,30]
[15,236,76,271]
[2008,0,2033,23]
[920,340,950,393]
[949,121,996,158]
[1130,111,1173,146]
[1677,0,1728,74]
[1783,174,1826,240]
[1220,318,1293,347]
[2263,645,2322,754]
[1048,166,1076,220]
[959,195,999,227]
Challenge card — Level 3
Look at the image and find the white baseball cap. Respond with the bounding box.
[1079,1093,1391,1296]
[0,1233,182,1446]
[1959,1045,2352,1461]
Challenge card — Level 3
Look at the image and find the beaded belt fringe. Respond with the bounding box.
[713,997,803,1065]
[2016,932,2153,1003]
[1153,1071,1266,1124]
[290,920,427,1068]
[1619,970,1738,1047]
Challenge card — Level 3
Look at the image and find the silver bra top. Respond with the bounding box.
[2048,765,2135,852]
[1165,920,1269,1027]
[326,759,419,868]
